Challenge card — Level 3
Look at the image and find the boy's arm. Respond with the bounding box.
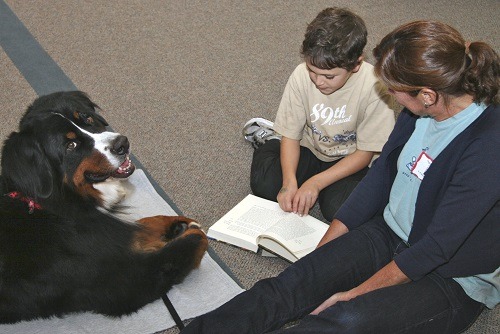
[277,137,301,212]
[309,149,373,187]
[292,149,374,216]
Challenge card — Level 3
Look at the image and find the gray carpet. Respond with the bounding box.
[0,0,498,333]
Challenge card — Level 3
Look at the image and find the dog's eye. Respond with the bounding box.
[84,116,94,125]
[66,141,78,151]
[73,111,94,125]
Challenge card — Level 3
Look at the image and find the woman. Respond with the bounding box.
[182,21,499,334]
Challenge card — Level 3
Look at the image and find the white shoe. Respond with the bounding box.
[242,118,281,149]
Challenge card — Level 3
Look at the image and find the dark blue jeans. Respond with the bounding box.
[181,217,483,334]
[250,139,368,222]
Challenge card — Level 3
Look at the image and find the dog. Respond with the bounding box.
[0,91,208,323]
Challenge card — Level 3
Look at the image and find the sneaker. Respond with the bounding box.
[243,118,281,149]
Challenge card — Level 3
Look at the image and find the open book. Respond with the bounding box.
[207,194,329,262]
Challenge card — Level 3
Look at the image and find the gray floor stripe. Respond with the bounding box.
[0,0,77,95]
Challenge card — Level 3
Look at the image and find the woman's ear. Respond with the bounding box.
[420,88,437,108]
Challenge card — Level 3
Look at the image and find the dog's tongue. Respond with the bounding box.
[113,156,135,178]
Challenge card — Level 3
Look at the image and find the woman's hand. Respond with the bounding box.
[310,261,410,315]
[310,290,354,315]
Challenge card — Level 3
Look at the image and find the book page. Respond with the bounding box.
[259,214,328,253]
[208,194,328,254]
[225,205,285,237]
[207,194,286,252]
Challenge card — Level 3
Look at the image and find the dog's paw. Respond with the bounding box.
[188,221,201,229]
[168,219,188,237]
[134,216,204,252]
[166,217,202,238]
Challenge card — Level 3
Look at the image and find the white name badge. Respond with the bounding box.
[411,152,433,181]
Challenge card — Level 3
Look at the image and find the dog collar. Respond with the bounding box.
[6,191,42,214]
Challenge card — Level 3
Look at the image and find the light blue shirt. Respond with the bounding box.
[383,103,499,308]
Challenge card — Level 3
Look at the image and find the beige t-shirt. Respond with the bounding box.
[273,62,396,162]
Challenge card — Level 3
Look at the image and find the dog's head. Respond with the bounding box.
[1,91,135,210]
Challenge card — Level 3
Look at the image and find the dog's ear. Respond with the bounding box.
[92,112,109,127]
[72,91,109,127]
[1,131,54,199]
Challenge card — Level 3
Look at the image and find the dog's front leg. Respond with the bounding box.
[156,226,209,282]
[133,215,201,252]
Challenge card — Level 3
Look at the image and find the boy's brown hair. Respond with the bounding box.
[301,7,367,71]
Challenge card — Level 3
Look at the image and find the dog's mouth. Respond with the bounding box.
[85,155,136,183]
[113,155,135,178]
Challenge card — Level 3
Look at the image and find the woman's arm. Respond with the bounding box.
[394,129,500,279]
[311,260,410,315]
[317,219,349,248]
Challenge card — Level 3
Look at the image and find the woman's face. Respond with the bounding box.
[388,89,427,117]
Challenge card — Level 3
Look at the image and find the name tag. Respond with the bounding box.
[411,152,433,181]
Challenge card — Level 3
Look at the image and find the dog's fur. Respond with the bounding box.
[0,91,208,323]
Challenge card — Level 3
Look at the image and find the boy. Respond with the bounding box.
[244,7,396,222]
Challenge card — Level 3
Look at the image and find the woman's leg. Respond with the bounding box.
[273,272,483,334]
[181,217,398,334]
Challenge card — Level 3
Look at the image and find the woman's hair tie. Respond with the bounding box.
[465,41,471,55]
[464,41,472,68]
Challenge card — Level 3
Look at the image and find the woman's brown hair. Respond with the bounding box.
[373,21,499,105]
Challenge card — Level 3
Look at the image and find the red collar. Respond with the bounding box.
[6,191,42,214]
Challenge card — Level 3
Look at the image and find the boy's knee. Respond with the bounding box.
[250,142,282,200]
[250,177,278,202]
[318,198,339,222]
[252,139,281,161]
[319,207,335,223]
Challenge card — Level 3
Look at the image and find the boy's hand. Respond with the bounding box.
[277,184,298,213]
[293,179,320,216]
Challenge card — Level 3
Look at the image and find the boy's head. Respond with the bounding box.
[301,7,367,71]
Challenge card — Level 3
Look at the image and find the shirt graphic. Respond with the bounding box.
[310,103,356,147]
[406,147,430,173]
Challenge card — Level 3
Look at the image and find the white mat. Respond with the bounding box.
[0,169,244,334]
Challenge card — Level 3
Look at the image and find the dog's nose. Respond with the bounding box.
[110,135,130,155]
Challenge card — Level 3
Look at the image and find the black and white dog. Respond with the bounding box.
[0,91,208,323]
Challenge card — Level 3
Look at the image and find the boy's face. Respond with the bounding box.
[306,60,361,95]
